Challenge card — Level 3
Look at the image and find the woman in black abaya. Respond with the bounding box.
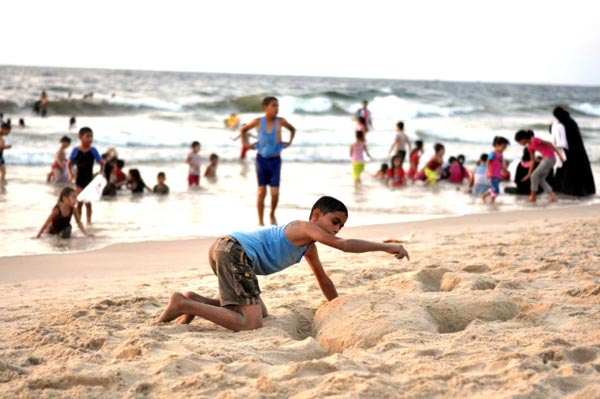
[551,107,596,196]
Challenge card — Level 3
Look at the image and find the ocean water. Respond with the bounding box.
[0,65,599,256]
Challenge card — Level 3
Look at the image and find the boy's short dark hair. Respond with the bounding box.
[381,163,389,172]
[514,130,533,142]
[79,127,93,137]
[191,141,200,148]
[117,159,125,168]
[457,154,465,164]
[448,156,457,163]
[1,122,11,130]
[60,135,71,143]
[210,153,219,161]
[415,140,424,149]
[262,96,278,107]
[493,136,510,146]
[396,121,404,130]
[434,143,445,153]
[480,153,488,162]
[310,196,348,219]
[157,172,166,178]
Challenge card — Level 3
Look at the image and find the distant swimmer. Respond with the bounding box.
[0,122,12,185]
[83,92,94,100]
[33,91,49,117]
[355,100,373,132]
[47,136,72,184]
[225,113,241,129]
[69,116,77,130]
[18,118,25,128]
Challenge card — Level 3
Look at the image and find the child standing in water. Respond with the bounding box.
[481,136,509,204]
[515,130,563,202]
[469,153,491,195]
[0,122,12,185]
[186,141,201,187]
[350,130,372,188]
[386,154,406,187]
[47,136,71,183]
[241,96,296,226]
[36,187,91,238]
[421,143,445,185]
[158,196,409,332]
[67,127,103,223]
[406,140,424,181]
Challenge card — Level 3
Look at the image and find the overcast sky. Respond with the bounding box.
[2,0,599,85]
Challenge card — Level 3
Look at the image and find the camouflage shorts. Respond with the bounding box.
[209,236,261,306]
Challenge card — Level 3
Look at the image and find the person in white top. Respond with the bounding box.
[388,121,412,160]
[355,100,373,132]
[550,119,568,168]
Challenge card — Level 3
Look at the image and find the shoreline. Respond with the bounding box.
[1,203,598,285]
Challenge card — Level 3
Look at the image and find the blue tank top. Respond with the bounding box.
[230,224,309,275]
[257,117,285,158]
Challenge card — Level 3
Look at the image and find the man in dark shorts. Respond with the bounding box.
[239,97,296,226]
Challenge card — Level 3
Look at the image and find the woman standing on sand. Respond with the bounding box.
[551,107,595,196]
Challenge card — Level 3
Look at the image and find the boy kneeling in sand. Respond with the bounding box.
[158,196,409,332]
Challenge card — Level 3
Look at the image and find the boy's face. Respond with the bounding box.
[263,100,279,118]
[1,127,10,136]
[517,140,527,147]
[211,158,218,165]
[158,176,165,184]
[81,132,93,146]
[311,210,348,236]
[193,144,201,153]
[437,149,445,157]
[61,141,70,149]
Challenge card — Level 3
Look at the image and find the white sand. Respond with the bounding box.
[1,205,599,398]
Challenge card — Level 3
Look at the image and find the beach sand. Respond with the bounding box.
[1,205,599,398]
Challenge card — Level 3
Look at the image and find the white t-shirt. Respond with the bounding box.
[551,121,568,167]
[188,152,201,176]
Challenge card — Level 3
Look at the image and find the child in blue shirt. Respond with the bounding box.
[158,196,409,332]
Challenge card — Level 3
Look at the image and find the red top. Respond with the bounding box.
[387,167,405,187]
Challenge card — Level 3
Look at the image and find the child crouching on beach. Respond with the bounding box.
[36,187,91,239]
[515,130,563,203]
[158,196,409,332]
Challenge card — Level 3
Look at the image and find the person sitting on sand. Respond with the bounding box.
[514,129,563,203]
[204,153,219,178]
[47,136,71,184]
[153,172,169,195]
[36,187,91,239]
[158,196,409,332]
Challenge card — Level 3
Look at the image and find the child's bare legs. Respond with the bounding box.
[480,191,489,204]
[0,165,6,184]
[175,291,268,324]
[269,186,279,225]
[257,185,267,226]
[159,292,263,332]
[85,202,92,224]
[528,192,537,202]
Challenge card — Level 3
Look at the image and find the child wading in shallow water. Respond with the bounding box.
[158,196,409,332]
[36,187,91,238]
[481,136,509,204]
[515,129,563,202]
[350,130,372,188]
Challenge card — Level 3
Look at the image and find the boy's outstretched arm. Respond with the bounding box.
[294,222,409,260]
[304,244,338,301]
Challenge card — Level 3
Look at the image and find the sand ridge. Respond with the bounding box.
[1,206,599,398]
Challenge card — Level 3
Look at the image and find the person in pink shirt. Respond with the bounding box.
[350,130,372,188]
[481,136,509,204]
[448,154,470,184]
[386,154,406,188]
[515,130,564,203]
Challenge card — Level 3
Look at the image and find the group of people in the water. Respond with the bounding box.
[351,103,595,204]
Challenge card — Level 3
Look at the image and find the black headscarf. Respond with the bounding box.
[552,107,596,196]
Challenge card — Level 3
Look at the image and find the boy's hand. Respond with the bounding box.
[386,244,410,260]
[284,141,292,148]
[248,143,257,150]
[521,173,532,182]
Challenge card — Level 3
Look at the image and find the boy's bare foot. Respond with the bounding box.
[158,292,186,323]
[528,193,537,202]
[480,193,486,204]
[270,215,277,226]
[175,314,195,324]
[549,192,558,202]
